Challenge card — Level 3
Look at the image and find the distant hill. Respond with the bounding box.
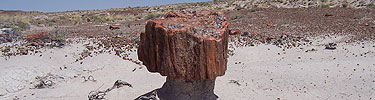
[0,10,42,15]
[213,0,375,8]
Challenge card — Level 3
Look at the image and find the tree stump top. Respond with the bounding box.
[158,10,227,40]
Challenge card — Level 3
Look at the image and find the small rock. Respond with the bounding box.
[229,29,241,35]
[241,32,249,37]
[228,80,241,86]
[324,13,333,17]
[325,43,337,50]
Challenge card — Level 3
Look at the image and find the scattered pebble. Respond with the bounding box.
[325,43,337,50]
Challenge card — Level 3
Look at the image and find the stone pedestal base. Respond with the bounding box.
[157,77,218,100]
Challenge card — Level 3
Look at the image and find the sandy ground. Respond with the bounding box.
[1,35,375,100]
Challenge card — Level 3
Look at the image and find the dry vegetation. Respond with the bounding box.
[0,0,374,58]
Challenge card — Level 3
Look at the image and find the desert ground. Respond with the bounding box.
[1,35,375,100]
[1,0,375,100]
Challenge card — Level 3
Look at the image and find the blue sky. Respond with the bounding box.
[0,0,211,12]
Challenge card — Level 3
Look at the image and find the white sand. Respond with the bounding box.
[1,36,375,100]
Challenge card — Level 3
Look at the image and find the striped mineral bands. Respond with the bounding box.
[138,10,229,80]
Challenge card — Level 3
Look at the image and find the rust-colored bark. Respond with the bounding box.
[138,10,229,80]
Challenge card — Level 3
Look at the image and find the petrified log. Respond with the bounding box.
[138,10,229,80]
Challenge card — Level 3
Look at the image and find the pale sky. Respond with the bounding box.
[0,0,211,12]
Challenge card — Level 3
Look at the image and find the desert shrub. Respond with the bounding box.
[11,27,25,40]
[342,3,348,8]
[45,29,67,48]
[144,13,162,20]
[0,22,28,41]
[368,2,375,8]
[16,21,30,31]
[277,0,285,3]
[103,15,129,21]
[320,0,328,2]
[0,15,32,24]
[270,4,279,8]
[225,4,231,8]
[89,15,106,23]
[319,3,331,8]
[0,15,10,22]
[235,4,244,10]
[19,17,30,24]
[59,15,67,20]
[105,16,114,21]
[48,29,66,42]
[48,17,59,23]
[308,2,315,6]
[121,15,136,21]
[71,16,83,25]
[113,15,128,21]
[1,25,11,28]
[176,6,188,10]
[135,15,143,20]
[30,18,46,25]
[249,8,260,12]
[214,6,224,10]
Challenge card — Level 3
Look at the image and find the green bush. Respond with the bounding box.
[59,16,67,20]
[319,3,331,8]
[368,2,375,8]
[277,0,285,3]
[16,21,30,31]
[89,16,106,22]
[342,3,348,8]
[48,29,66,43]
[234,4,243,10]
[48,17,60,23]
[1,25,11,28]
[144,13,162,20]
[214,6,224,10]
[320,0,328,2]
[71,16,83,25]
[176,6,188,10]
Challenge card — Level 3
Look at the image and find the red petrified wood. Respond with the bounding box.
[138,10,229,81]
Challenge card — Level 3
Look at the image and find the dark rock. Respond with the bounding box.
[325,43,337,50]
[241,32,249,37]
[109,25,120,30]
